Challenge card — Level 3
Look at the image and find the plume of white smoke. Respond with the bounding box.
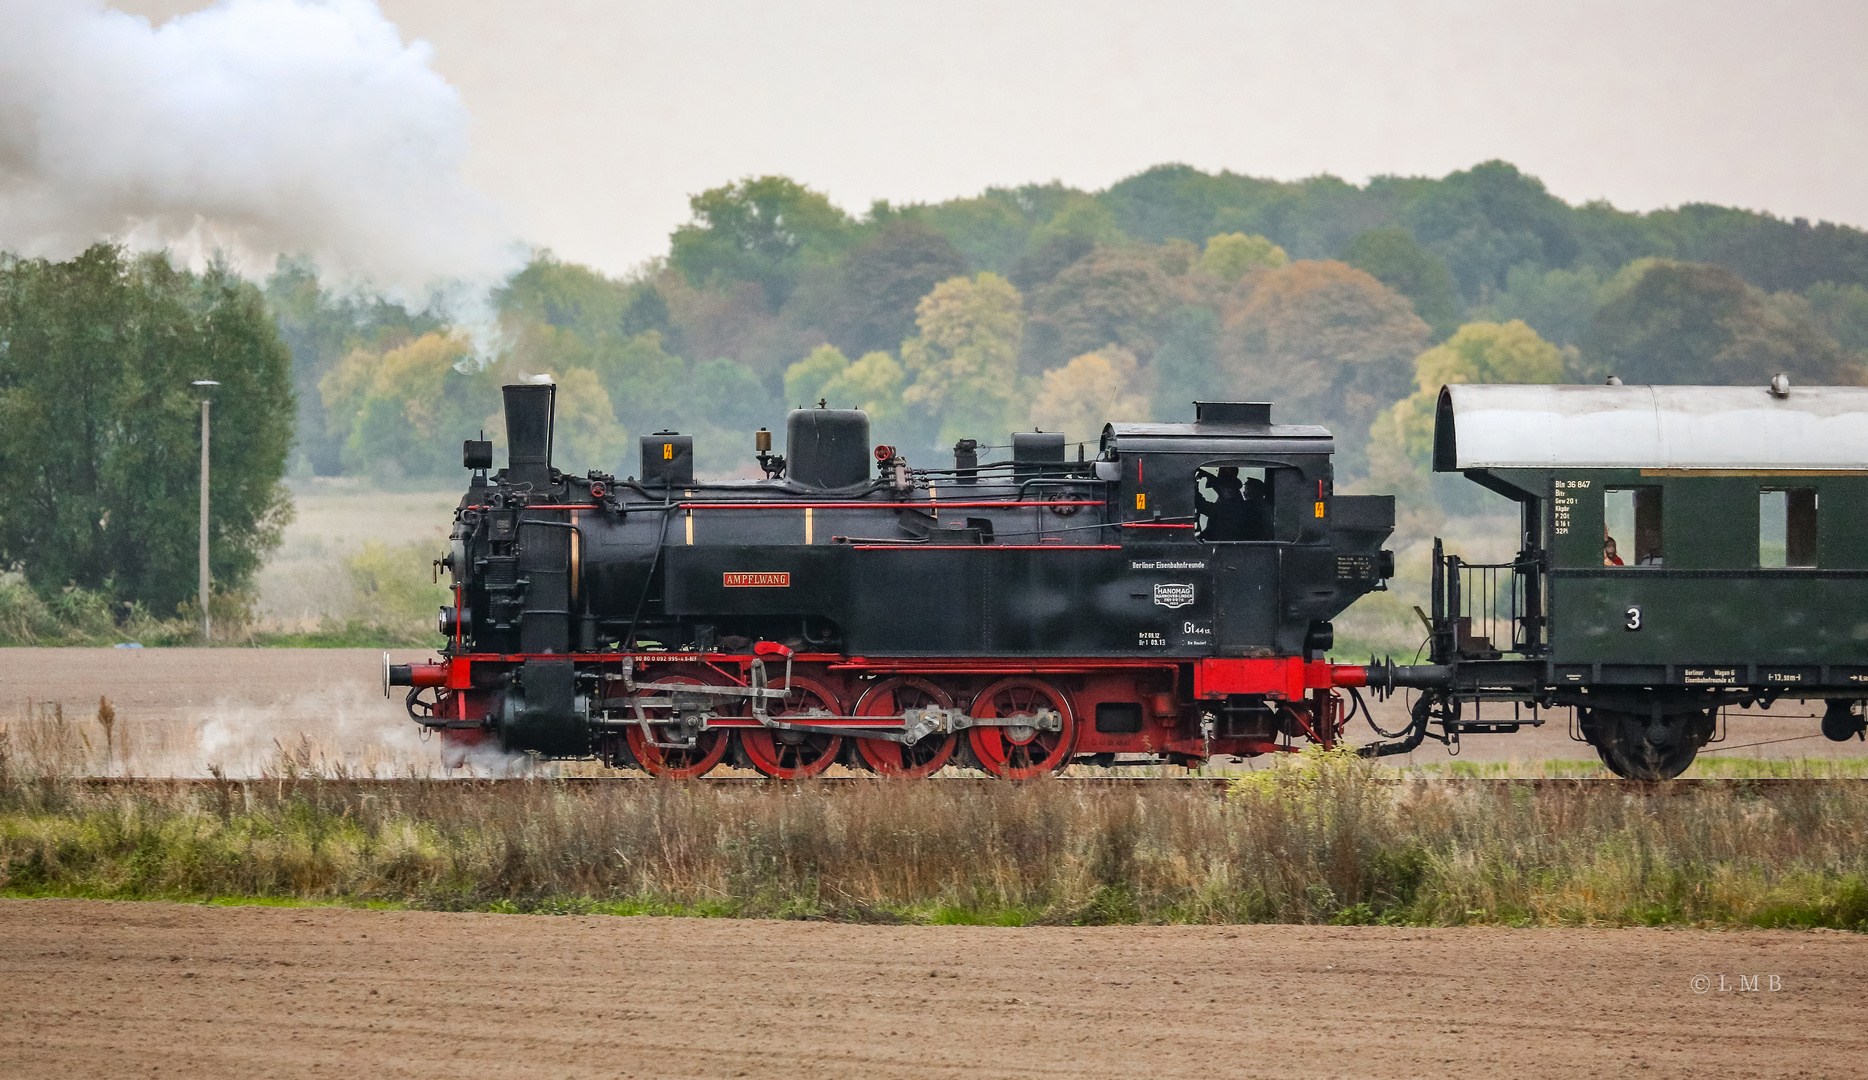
[0,0,520,298]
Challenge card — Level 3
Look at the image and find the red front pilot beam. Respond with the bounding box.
[384,661,448,692]
[1190,657,1453,699]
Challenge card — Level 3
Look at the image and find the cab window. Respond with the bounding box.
[1196,465,1287,542]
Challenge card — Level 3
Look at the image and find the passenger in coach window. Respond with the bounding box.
[1604,533,1624,566]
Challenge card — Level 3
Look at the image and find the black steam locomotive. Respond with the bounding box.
[387,383,1401,777]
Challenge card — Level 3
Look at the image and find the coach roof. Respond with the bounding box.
[1434,383,1868,472]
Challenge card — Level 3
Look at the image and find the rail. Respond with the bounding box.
[60,776,1864,793]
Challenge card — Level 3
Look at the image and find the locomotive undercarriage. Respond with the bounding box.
[395,651,1352,778]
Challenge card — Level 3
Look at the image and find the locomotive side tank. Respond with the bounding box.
[391,383,1398,777]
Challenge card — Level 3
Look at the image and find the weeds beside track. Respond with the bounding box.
[2,745,1865,929]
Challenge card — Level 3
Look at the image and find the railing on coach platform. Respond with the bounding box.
[1429,539,1545,664]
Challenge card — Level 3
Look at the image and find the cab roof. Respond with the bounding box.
[1103,401,1333,455]
[1102,421,1334,456]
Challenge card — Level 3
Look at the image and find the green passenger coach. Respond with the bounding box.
[1415,380,1868,778]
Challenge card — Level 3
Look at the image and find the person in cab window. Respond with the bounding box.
[1205,467,1274,542]
[1204,467,1249,540]
[1604,533,1624,566]
[1240,475,1273,541]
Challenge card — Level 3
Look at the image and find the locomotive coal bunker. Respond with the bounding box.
[387,383,1399,777]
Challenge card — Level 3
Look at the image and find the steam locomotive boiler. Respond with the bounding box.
[387,383,1401,777]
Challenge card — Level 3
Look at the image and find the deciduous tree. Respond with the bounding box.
[825,220,968,356]
[901,273,1025,446]
[1151,305,1221,421]
[1199,233,1288,282]
[322,331,490,479]
[1028,248,1176,368]
[1216,261,1429,477]
[822,351,907,426]
[1582,262,1863,386]
[0,245,293,614]
[784,344,850,410]
[1370,320,1565,474]
[1028,346,1148,443]
[1340,227,1461,340]
[669,176,854,307]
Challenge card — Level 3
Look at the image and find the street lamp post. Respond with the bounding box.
[192,380,220,639]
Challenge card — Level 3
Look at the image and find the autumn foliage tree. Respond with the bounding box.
[1370,320,1565,472]
[1027,248,1177,370]
[1216,261,1430,477]
[1028,346,1149,444]
[264,159,1868,496]
[1582,261,1864,386]
[900,273,1026,445]
[320,332,495,478]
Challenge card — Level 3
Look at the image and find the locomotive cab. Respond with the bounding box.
[1102,401,1394,658]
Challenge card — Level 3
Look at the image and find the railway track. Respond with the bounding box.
[58,775,1866,794]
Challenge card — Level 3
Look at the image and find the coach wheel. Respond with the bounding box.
[738,677,844,779]
[622,673,733,779]
[967,678,1076,779]
[855,677,959,778]
[1585,707,1710,781]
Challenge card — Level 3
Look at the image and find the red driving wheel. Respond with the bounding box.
[622,672,733,778]
[854,677,959,778]
[966,677,1076,779]
[737,676,844,779]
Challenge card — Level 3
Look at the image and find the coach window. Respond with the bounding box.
[1604,487,1663,566]
[1760,488,1818,568]
[1196,465,1281,542]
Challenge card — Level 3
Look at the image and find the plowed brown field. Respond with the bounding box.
[2,899,1861,1078]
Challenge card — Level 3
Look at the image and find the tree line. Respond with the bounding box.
[4,160,1868,616]
[292,160,1868,485]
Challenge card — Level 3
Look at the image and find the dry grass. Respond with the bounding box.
[0,740,1862,929]
[251,482,458,634]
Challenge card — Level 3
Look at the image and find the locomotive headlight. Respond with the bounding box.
[438,605,472,637]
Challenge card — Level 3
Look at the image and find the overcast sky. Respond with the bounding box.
[118,1,1868,278]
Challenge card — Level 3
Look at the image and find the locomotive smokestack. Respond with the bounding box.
[503,383,556,489]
